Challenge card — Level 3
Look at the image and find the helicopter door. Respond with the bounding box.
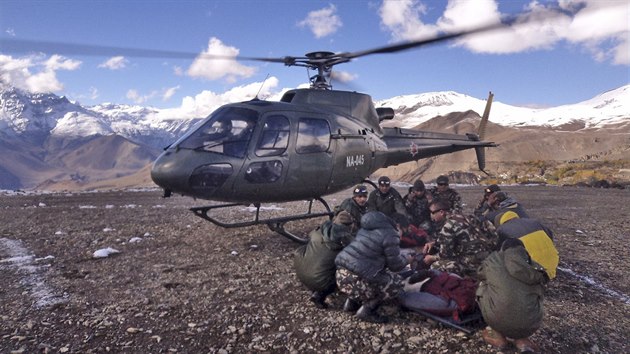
[233,114,291,200]
[284,117,333,197]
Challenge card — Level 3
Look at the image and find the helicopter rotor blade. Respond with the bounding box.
[0,37,295,64]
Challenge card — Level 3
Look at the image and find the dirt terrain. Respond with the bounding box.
[1,185,629,353]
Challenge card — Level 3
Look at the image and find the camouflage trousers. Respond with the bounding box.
[430,252,490,278]
[335,268,404,303]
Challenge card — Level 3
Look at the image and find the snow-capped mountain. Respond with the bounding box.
[376,85,629,129]
[0,84,628,190]
[0,87,200,149]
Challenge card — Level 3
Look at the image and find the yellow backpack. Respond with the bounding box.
[519,230,559,279]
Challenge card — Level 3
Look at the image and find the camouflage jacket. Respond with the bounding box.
[431,213,497,278]
[429,187,463,213]
[367,188,406,218]
[403,193,431,228]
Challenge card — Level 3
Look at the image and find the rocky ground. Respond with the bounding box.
[1,185,629,353]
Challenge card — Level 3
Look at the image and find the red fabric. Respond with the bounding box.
[422,271,478,319]
[400,225,429,248]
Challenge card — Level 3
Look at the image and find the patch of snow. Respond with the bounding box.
[0,238,67,308]
[93,247,120,258]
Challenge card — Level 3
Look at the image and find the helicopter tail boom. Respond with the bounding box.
[379,128,496,169]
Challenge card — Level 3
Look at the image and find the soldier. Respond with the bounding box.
[403,179,432,232]
[483,191,529,224]
[493,211,558,279]
[476,211,558,352]
[335,211,411,323]
[294,211,355,309]
[367,176,407,218]
[429,175,463,213]
[422,200,497,278]
[335,184,369,234]
[473,184,501,218]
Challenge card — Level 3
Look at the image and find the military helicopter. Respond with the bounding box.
[149,54,497,243]
[3,18,517,243]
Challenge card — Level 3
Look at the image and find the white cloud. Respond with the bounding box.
[98,56,129,70]
[126,86,182,105]
[5,28,15,36]
[379,0,438,41]
[162,85,180,101]
[187,37,256,82]
[330,70,358,83]
[156,77,280,119]
[298,4,343,38]
[378,0,629,65]
[0,54,81,93]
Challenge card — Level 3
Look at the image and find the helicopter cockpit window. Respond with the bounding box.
[255,115,290,157]
[296,118,330,154]
[177,107,257,158]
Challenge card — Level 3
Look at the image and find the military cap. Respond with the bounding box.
[352,184,368,196]
[413,179,425,191]
[484,184,501,194]
[436,175,449,185]
[378,176,391,186]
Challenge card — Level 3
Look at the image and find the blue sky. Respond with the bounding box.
[1,0,628,115]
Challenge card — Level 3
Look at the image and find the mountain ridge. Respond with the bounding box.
[1,85,628,190]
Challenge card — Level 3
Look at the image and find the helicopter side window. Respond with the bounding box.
[177,107,258,158]
[245,160,283,183]
[296,118,330,154]
[255,115,290,157]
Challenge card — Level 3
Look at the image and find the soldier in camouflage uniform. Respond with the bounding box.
[429,175,463,213]
[422,200,497,278]
[367,176,407,218]
[334,184,369,234]
[403,179,432,232]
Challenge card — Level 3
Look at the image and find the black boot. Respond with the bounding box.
[355,300,388,323]
[343,298,361,313]
[309,291,328,309]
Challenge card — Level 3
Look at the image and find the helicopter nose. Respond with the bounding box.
[151,150,187,194]
[151,149,234,198]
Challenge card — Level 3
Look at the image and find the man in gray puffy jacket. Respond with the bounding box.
[335,211,411,323]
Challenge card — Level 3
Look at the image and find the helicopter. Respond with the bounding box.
[148,58,497,243]
[2,16,530,244]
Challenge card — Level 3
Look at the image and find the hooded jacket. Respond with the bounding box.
[335,212,408,286]
[476,245,546,339]
[484,196,529,223]
[294,221,353,292]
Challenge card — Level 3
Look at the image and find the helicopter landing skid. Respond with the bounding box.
[190,197,333,244]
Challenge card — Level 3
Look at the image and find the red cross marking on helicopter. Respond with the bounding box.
[410,142,419,157]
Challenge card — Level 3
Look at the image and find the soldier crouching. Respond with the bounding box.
[335,211,412,323]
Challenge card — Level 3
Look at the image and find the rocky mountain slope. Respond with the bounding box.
[1,85,628,190]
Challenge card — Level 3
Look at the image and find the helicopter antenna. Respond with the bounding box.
[255,74,270,99]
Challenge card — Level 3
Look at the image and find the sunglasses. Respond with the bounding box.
[430,209,444,214]
[379,182,391,186]
[437,183,448,186]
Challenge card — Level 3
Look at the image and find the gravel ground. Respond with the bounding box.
[1,185,629,353]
